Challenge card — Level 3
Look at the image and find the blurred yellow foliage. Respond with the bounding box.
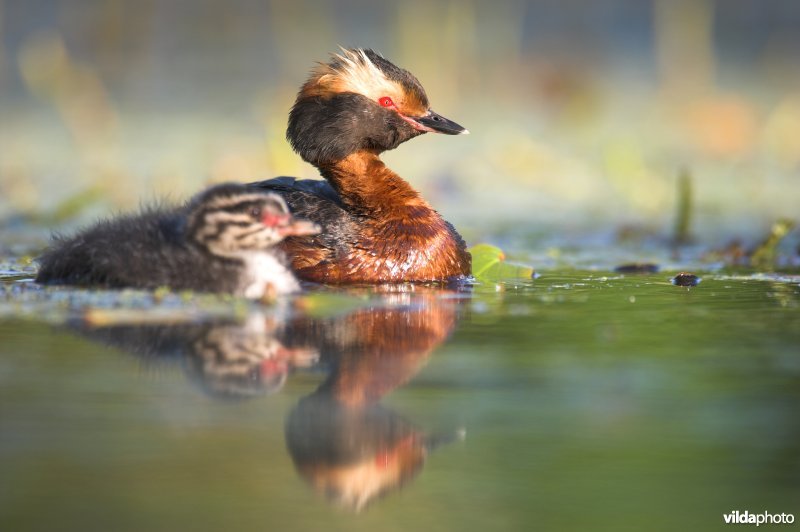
[1,1,799,233]
[762,95,800,168]
[18,32,119,148]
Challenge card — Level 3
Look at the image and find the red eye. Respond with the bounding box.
[379,96,394,108]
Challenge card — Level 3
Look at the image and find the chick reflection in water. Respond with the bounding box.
[283,292,465,511]
[73,312,317,398]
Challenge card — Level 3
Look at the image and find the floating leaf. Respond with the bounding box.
[469,243,535,282]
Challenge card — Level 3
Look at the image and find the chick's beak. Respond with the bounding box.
[408,109,469,135]
[262,211,320,237]
[278,218,321,237]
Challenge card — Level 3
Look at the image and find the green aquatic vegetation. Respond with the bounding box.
[0,283,260,325]
[750,219,796,271]
[294,292,371,317]
[0,256,37,283]
[469,243,535,282]
[672,168,693,245]
[28,186,106,225]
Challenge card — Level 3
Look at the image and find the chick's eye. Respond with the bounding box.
[249,207,262,218]
[379,96,394,108]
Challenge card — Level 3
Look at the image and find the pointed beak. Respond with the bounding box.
[277,217,320,237]
[407,109,469,135]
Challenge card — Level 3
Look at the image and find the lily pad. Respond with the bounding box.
[469,244,535,282]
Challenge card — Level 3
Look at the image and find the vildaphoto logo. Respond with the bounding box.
[723,511,795,526]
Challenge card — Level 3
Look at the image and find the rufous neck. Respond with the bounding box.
[319,151,428,214]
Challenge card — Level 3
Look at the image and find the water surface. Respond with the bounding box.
[1,270,798,531]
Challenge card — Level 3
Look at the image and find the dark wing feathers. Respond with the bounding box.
[249,177,359,263]
[251,177,343,207]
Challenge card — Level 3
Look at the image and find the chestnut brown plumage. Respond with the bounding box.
[252,48,471,284]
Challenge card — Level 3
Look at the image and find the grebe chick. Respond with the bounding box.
[36,183,320,297]
[252,48,471,284]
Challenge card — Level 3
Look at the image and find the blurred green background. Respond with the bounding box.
[1,0,799,241]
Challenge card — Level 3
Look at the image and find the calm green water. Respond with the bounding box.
[1,270,799,531]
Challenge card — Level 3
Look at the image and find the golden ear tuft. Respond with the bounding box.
[306,48,400,102]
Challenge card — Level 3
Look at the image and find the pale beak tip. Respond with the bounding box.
[460,129,470,135]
